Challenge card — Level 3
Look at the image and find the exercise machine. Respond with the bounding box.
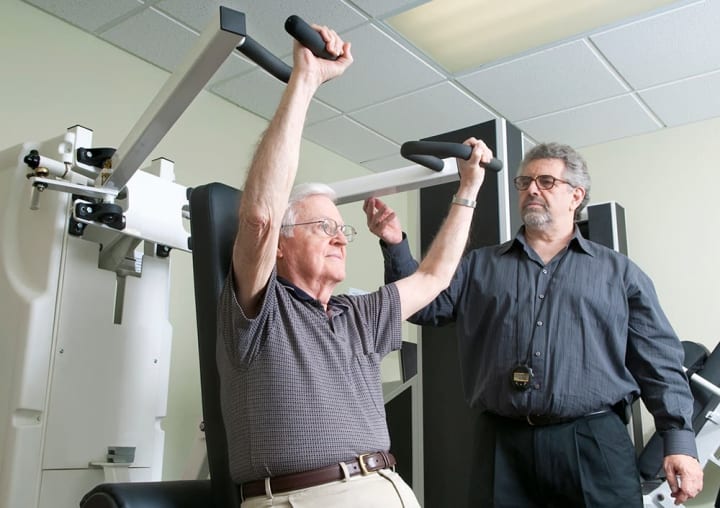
[0,8,501,508]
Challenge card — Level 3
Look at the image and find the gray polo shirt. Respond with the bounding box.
[218,269,402,483]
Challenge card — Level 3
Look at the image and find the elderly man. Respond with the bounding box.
[217,23,494,507]
[367,142,703,507]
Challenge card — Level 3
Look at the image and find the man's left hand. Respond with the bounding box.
[664,454,703,505]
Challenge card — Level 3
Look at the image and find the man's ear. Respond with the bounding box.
[571,186,586,211]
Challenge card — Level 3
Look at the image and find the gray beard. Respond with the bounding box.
[522,209,552,229]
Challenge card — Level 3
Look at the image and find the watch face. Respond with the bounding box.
[511,364,533,391]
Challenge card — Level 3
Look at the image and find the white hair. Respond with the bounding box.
[280,182,337,238]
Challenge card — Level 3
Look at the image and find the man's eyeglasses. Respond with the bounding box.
[281,218,357,242]
[513,175,574,191]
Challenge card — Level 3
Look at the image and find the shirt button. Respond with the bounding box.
[536,320,543,327]
[538,294,545,299]
[534,351,541,357]
[534,383,541,389]
[542,269,548,274]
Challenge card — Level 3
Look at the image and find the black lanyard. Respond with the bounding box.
[511,247,569,391]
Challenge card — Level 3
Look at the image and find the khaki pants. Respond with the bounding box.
[241,468,420,508]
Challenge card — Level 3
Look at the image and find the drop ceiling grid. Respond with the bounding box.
[590,0,720,89]
[312,23,445,112]
[517,95,662,148]
[23,0,142,32]
[457,40,631,123]
[303,115,400,163]
[16,0,720,162]
[349,82,496,144]
[99,6,198,73]
[638,70,720,127]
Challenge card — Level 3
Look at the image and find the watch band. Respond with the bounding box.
[451,195,476,209]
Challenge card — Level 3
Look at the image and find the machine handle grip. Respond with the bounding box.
[285,15,339,61]
[401,140,504,173]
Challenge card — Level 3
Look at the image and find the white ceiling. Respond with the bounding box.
[21,0,720,173]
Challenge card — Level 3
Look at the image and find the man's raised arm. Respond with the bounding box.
[390,138,491,320]
[231,26,352,316]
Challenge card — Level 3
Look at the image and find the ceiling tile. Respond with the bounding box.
[360,152,413,173]
[208,53,256,87]
[100,7,198,72]
[23,0,143,32]
[591,0,720,89]
[303,116,399,163]
[458,40,628,122]
[639,70,720,128]
[155,0,367,57]
[212,69,340,124]
[313,24,445,111]
[516,95,661,148]
[350,0,432,18]
[350,82,495,144]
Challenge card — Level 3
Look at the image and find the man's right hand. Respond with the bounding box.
[292,24,353,87]
[363,197,403,245]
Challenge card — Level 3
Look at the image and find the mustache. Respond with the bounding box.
[522,198,547,209]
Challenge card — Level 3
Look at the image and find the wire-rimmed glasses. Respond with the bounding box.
[281,218,357,242]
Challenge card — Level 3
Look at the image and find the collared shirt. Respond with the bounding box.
[382,227,697,458]
[217,268,402,483]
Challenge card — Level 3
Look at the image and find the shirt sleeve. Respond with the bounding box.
[625,262,698,459]
[381,233,420,283]
[380,233,461,327]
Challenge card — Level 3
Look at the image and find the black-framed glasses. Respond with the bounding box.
[281,218,357,242]
[513,174,574,191]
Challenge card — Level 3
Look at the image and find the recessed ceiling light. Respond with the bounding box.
[388,0,681,73]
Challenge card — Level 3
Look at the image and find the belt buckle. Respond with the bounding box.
[358,453,372,475]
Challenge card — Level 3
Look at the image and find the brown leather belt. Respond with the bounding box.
[239,451,396,500]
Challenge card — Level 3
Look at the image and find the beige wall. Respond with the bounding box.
[3,0,719,504]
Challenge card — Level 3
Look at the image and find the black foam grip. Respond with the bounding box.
[401,141,503,172]
[285,15,338,61]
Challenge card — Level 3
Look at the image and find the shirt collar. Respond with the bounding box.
[498,225,595,257]
[276,275,350,312]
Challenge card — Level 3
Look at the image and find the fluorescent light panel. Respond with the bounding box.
[388,0,680,73]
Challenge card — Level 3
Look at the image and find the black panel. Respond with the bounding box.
[586,202,627,255]
[400,341,417,382]
[386,386,414,487]
[505,123,524,233]
[419,121,500,507]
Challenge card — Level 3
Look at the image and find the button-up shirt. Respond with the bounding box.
[382,227,696,458]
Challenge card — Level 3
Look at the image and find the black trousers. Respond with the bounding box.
[470,411,642,507]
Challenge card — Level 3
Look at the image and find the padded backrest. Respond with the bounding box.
[188,182,242,508]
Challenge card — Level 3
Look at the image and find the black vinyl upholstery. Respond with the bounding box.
[80,183,242,508]
[187,182,242,508]
[79,480,212,508]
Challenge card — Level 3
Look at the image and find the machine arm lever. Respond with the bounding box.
[235,15,341,84]
[401,140,504,173]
